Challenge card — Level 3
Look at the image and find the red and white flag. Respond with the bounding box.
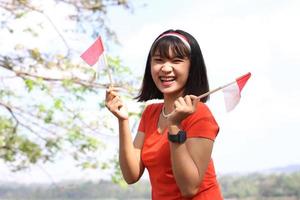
[80,36,105,67]
[222,72,251,112]
[162,72,252,118]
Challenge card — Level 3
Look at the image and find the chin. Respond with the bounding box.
[161,89,184,97]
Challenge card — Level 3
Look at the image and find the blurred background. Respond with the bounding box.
[0,0,299,199]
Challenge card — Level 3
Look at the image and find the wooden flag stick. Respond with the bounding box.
[196,80,235,100]
[103,53,113,86]
[96,51,113,87]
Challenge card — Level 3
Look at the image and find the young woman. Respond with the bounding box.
[105,29,223,199]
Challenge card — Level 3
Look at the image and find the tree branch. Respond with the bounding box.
[0,101,46,141]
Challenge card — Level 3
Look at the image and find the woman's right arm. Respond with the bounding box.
[119,120,145,184]
[105,87,145,184]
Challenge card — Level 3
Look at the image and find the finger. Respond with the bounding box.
[177,97,186,106]
[107,86,121,93]
[106,87,119,100]
[106,86,113,95]
[114,101,123,110]
[115,105,127,118]
[174,100,181,111]
[188,94,198,105]
[106,87,119,95]
[109,91,119,98]
[105,88,114,102]
[105,92,113,103]
[106,90,120,102]
[189,95,198,100]
[192,97,199,110]
[111,96,121,105]
[184,95,192,107]
[105,89,110,101]
[109,97,123,112]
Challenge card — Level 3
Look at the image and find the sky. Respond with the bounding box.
[1,0,300,183]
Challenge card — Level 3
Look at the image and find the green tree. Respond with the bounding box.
[0,0,141,176]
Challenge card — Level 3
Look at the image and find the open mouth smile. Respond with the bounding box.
[159,76,176,82]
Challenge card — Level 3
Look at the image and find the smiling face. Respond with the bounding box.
[151,48,191,98]
[137,30,210,103]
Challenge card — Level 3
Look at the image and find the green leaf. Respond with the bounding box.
[24,79,35,92]
[44,110,54,123]
[37,104,46,113]
[29,48,43,63]
[54,98,63,111]
[15,11,27,19]
[62,79,73,87]
[19,139,42,163]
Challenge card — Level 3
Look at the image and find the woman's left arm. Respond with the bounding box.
[167,95,215,197]
[169,125,214,198]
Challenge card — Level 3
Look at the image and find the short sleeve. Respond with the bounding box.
[137,105,150,132]
[182,103,219,141]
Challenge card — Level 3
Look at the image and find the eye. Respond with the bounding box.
[153,57,163,63]
[172,58,184,63]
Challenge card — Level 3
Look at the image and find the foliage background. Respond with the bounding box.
[0,0,141,183]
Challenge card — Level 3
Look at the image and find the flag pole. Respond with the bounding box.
[196,80,235,100]
[103,53,113,86]
[196,72,251,100]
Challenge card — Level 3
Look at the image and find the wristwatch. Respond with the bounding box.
[168,130,187,143]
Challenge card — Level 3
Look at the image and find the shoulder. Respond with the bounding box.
[182,102,216,125]
[143,102,163,112]
[182,102,219,140]
[141,102,163,117]
[191,102,215,119]
[138,102,162,133]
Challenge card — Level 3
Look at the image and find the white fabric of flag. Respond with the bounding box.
[222,72,251,112]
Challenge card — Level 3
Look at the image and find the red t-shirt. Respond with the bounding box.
[138,102,223,200]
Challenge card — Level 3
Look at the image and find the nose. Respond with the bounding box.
[161,63,173,73]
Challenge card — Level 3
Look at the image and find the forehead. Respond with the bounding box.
[152,48,176,57]
[150,37,190,59]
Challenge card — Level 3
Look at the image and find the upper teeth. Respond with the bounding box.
[160,77,175,81]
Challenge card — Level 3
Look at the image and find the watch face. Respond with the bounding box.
[178,131,186,143]
[168,130,186,143]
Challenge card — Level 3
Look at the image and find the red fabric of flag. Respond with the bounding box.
[222,72,251,112]
[237,72,251,91]
[80,36,104,66]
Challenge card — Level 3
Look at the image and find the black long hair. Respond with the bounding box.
[136,29,210,103]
